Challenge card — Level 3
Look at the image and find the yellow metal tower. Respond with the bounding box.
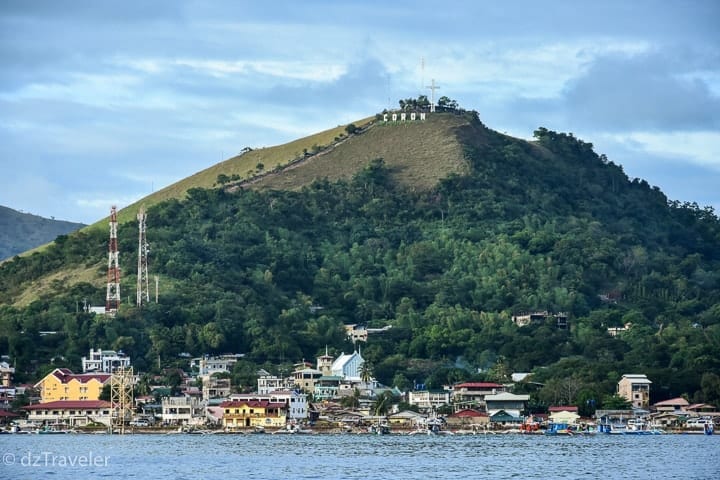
[110,366,134,434]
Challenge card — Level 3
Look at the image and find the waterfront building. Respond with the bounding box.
[548,405,580,424]
[23,399,113,426]
[34,368,111,403]
[449,382,506,410]
[221,399,287,429]
[81,348,131,373]
[160,395,205,425]
[445,409,489,429]
[617,374,652,409]
[652,396,689,413]
[408,390,450,412]
[484,392,529,419]
[230,390,308,421]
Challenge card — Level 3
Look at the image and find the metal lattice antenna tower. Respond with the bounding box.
[110,366,133,434]
[136,206,149,307]
[426,78,440,112]
[106,205,120,314]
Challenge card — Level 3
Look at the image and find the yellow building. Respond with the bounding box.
[221,400,287,429]
[34,368,111,403]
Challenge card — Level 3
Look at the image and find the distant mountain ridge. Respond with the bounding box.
[0,205,85,260]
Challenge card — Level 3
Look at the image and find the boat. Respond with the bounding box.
[545,422,575,436]
[37,423,72,434]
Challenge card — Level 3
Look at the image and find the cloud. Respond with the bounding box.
[561,48,720,132]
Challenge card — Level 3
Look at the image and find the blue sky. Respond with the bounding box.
[1,0,719,224]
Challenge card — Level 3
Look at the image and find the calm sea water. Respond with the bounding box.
[1,433,718,480]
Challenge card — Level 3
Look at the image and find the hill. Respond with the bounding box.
[0,106,719,411]
[0,205,85,261]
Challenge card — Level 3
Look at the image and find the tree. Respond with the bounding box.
[345,123,358,135]
[602,394,632,409]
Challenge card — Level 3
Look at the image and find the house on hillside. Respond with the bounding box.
[81,348,131,373]
[331,350,365,381]
[34,368,111,403]
[617,374,652,408]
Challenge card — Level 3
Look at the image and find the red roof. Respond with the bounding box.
[454,382,504,389]
[37,369,111,387]
[653,397,689,407]
[220,400,286,409]
[23,400,112,410]
[0,410,20,417]
[549,406,579,412]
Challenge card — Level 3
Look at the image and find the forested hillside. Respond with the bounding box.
[1,110,719,412]
[0,206,84,260]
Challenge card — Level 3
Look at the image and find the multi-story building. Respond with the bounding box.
[450,382,506,410]
[257,369,285,394]
[202,376,231,401]
[160,395,205,425]
[191,354,244,380]
[0,361,14,387]
[617,374,652,408]
[230,390,308,421]
[34,368,111,403]
[220,400,287,429]
[408,390,450,412]
[81,348,131,373]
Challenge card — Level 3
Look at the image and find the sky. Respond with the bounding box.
[1,0,719,224]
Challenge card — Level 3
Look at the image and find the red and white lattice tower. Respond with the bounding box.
[136,206,149,307]
[106,205,121,314]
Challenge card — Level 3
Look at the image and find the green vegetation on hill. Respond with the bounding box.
[1,108,719,412]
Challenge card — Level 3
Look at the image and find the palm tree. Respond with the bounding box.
[359,361,373,385]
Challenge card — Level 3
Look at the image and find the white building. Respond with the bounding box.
[230,390,308,421]
[160,396,205,425]
[257,369,285,395]
[331,350,364,381]
[23,400,113,427]
[192,354,244,378]
[81,348,131,373]
[408,391,450,412]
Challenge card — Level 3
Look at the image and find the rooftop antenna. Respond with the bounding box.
[426,78,440,112]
